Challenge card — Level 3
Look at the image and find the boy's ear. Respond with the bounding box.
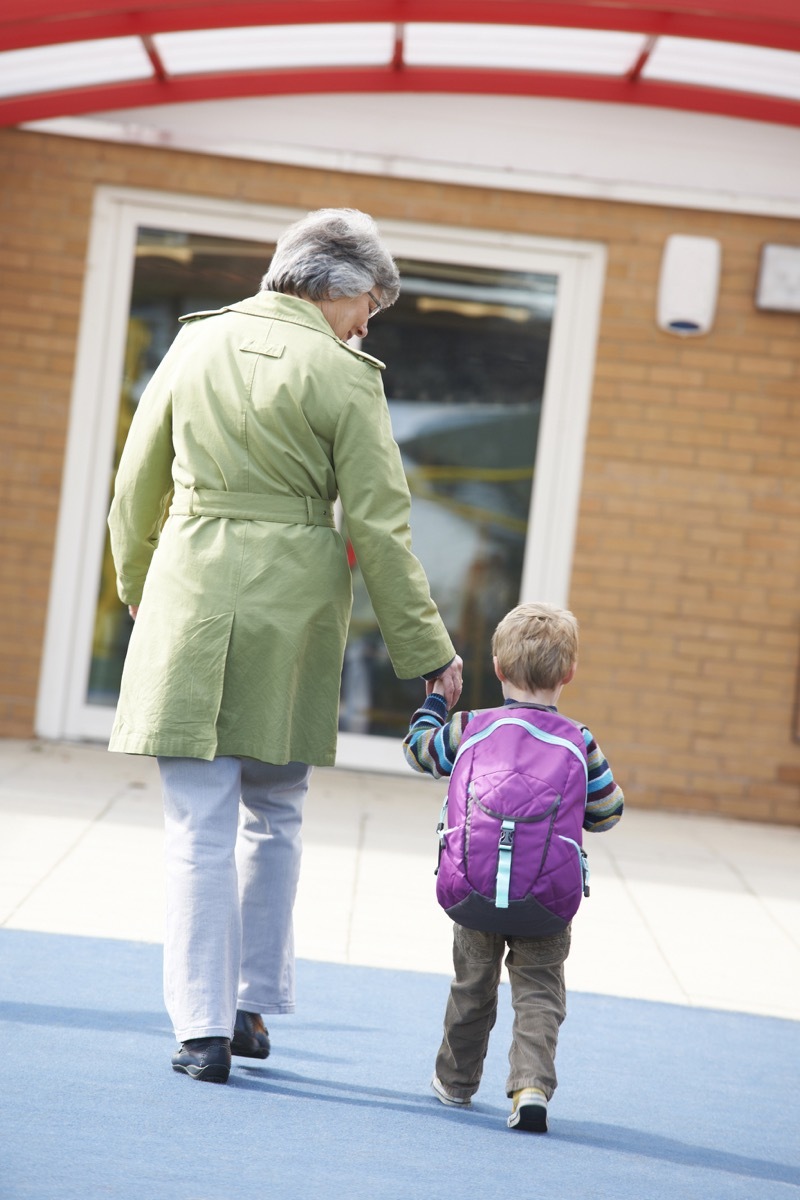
[562,661,578,686]
[493,656,507,683]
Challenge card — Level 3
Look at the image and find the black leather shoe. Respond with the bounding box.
[171,1037,231,1083]
[231,1010,271,1059]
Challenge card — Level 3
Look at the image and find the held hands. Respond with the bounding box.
[426,655,463,709]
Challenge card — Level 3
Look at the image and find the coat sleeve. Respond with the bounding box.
[107,337,178,606]
[332,364,456,679]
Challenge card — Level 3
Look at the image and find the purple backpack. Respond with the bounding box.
[436,705,590,936]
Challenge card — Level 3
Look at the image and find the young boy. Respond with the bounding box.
[403,602,623,1133]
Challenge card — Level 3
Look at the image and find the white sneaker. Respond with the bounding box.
[431,1075,472,1108]
[507,1087,548,1132]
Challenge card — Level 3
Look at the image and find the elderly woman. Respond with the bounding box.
[108,208,462,1084]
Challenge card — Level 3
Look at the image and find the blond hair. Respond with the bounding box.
[491,602,579,692]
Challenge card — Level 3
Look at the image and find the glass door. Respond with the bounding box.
[340,260,555,737]
[37,189,605,772]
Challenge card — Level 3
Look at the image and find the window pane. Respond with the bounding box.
[339,260,556,735]
[87,227,275,706]
[89,237,556,742]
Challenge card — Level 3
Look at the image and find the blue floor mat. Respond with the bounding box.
[1,929,798,1200]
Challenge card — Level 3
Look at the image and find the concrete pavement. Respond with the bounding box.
[1,736,798,1022]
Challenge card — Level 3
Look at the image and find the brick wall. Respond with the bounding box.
[1,127,798,822]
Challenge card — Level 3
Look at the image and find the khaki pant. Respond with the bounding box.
[435,923,571,1101]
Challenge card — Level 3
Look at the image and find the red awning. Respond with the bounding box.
[2,1,799,128]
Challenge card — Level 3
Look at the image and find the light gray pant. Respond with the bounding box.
[158,755,311,1043]
[435,923,571,1101]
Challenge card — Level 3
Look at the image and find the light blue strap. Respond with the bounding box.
[495,819,515,909]
[453,717,588,784]
[559,835,591,897]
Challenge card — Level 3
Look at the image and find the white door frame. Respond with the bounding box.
[35,185,606,772]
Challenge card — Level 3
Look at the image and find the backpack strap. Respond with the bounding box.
[454,716,588,783]
[495,819,515,908]
[435,795,461,877]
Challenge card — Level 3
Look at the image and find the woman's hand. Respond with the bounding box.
[426,655,463,709]
[128,605,139,620]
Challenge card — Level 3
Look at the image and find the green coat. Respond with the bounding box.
[107,292,454,765]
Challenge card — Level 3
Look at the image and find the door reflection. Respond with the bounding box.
[88,235,556,742]
[340,262,556,735]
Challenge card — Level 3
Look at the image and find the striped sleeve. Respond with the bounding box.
[581,726,624,832]
[403,693,473,779]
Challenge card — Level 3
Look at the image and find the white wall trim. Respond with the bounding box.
[23,114,800,221]
[521,244,606,608]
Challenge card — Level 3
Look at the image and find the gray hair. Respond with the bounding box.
[261,208,400,306]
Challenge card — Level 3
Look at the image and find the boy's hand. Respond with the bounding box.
[426,656,463,709]
[426,678,446,697]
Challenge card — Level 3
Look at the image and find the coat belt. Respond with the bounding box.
[170,485,336,527]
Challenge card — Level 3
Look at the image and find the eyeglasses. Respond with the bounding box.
[366,290,383,319]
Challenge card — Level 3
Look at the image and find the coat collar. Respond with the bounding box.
[180,292,385,369]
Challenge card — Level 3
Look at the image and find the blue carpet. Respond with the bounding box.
[1,929,798,1200]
